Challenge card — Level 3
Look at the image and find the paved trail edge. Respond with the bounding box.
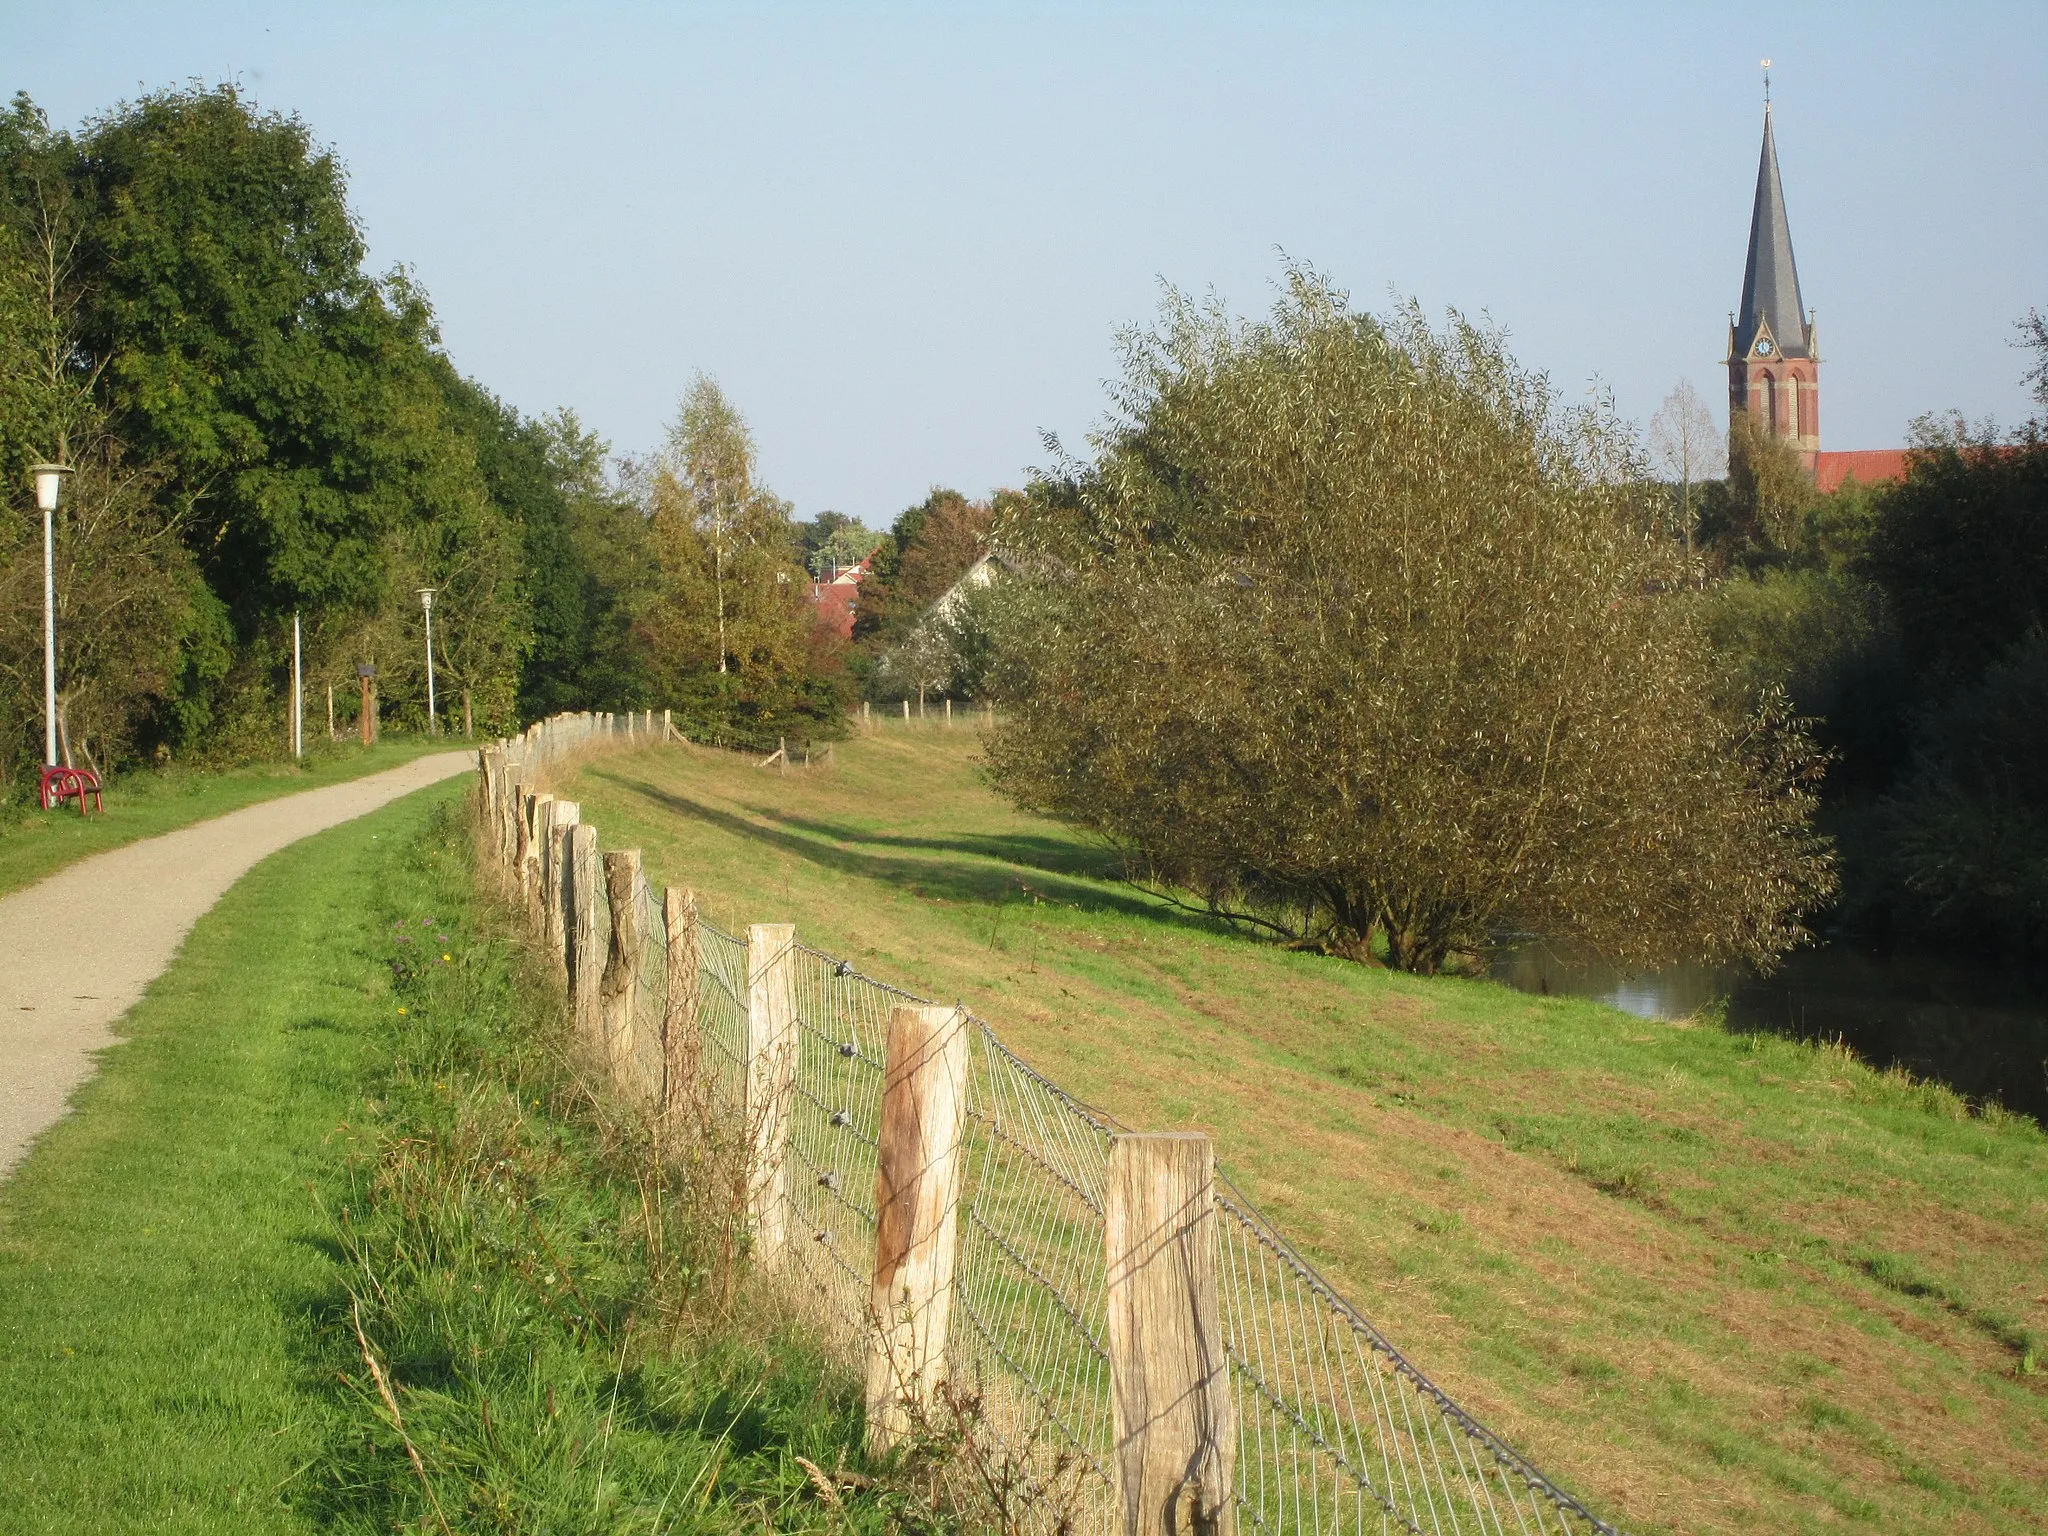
[0,750,474,1178]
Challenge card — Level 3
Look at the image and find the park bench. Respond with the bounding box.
[39,765,103,816]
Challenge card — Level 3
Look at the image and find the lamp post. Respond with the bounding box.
[30,465,72,770]
[417,588,439,735]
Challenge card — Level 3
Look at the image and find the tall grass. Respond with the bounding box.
[311,804,964,1534]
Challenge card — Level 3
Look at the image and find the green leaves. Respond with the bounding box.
[988,267,1835,975]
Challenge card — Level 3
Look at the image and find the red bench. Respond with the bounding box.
[40,765,103,816]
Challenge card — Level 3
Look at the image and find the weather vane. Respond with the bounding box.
[1761,57,1772,106]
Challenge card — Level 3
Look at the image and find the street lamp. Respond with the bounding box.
[30,464,71,769]
[417,588,439,735]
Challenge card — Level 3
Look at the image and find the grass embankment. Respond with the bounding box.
[552,723,2048,1536]
[0,736,453,897]
[0,776,913,1532]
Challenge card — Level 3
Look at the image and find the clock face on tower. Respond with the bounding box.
[1754,337,1775,357]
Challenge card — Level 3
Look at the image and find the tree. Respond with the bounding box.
[796,510,880,577]
[664,376,758,674]
[984,269,1835,974]
[641,380,827,738]
[1863,413,2048,683]
[851,488,994,649]
[1646,378,1724,555]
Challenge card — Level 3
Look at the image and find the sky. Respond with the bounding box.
[5,3,2044,525]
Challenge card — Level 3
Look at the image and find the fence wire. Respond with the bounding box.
[495,716,1620,1536]
[736,941,1615,1536]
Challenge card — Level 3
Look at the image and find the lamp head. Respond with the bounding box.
[30,464,71,513]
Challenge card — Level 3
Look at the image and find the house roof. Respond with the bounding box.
[1814,449,1910,494]
[1735,107,1812,362]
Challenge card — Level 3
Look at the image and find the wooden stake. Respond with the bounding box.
[544,801,579,978]
[1105,1133,1235,1536]
[746,922,798,1264]
[661,886,700,1119]
[567,825,603,1045]
[866,1004,971,1454]
[602,850,648,1091]
[462,690,473,739]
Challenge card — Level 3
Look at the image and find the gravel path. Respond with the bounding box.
[0,751,475,1180]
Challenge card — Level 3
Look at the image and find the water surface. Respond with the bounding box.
[1493,941,2048,1122]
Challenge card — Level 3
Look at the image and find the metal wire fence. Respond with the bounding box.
[713,936,1615,1536]
[486,719,1620,1536]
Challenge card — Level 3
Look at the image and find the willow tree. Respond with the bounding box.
[985,270,1835,973]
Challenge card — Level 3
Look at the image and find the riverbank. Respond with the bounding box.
[547,721,2048,1536]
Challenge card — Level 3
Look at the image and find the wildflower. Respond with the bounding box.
[397,1006,408,1016]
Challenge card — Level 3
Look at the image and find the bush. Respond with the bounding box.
[985,270,1835,973]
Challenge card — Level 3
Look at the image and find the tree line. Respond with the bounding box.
[0,85,1006,796]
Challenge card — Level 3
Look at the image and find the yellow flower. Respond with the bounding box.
[442,953,451,963]
[397,1006,408,1016]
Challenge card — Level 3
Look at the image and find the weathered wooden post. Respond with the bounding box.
[746,923,798,1265]
[944,696,952,725]
[901,699,910,722]
[544,801,580,976]
[601,850,650,1092]
[865,1004,971,1454]
[567,825,603,1045]
[1105,1133,1235,1536]
[661,886,700,1118]
[662,707,673,742]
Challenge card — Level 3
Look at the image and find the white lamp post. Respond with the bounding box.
[30,465,71,770]
[417,588,438,735]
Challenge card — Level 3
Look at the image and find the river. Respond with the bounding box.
[1492,940,2048,1122]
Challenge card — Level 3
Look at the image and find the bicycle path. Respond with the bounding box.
[0,750,475,1179]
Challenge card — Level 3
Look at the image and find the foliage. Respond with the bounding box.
[852,488,996,648]
[983,271,1835,973]
[642,376,843,739]
[1646,377,1724,552]
[1870,630,2048,957]
[798,508,881,577]
[1863,415,2048,683]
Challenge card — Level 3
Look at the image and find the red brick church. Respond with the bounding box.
[1727,100,1906,494]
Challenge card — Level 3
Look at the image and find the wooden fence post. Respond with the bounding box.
[661,886,700,1118]
[567,825,603,1045]
[901,699,909,722]
[865,1003,971,1455]
[521,792,553,912]
[544,801,580,978]
[601,850,649,1091]
[746,922,798,1265]
[1105,1133,1235,1536]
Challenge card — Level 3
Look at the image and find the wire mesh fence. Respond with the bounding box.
[482,718,1623,1536]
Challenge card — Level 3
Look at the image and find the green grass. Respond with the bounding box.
[0,735,455,897]
[547,722,2048,1536]
[0,774,922,1533]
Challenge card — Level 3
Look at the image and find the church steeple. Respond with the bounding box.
[1728,80,1820,467]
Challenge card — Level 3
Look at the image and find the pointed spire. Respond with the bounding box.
[1735,104,1811,361]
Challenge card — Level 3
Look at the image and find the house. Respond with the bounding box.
[807,556,870,642]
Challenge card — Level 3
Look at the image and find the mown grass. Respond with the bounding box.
[549,722,2048,1536]
[0,772,940,1533]
[0,735,452,897]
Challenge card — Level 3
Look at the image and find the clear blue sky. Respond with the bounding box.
[7,3,2044,524]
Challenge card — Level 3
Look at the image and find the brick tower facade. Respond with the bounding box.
[1727,104,1819,470]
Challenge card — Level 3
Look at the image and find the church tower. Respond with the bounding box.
[1727,97,1820,469]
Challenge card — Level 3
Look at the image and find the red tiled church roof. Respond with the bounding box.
[1814,449,1910,494]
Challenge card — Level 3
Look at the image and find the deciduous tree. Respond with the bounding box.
[985,269,1835,974]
